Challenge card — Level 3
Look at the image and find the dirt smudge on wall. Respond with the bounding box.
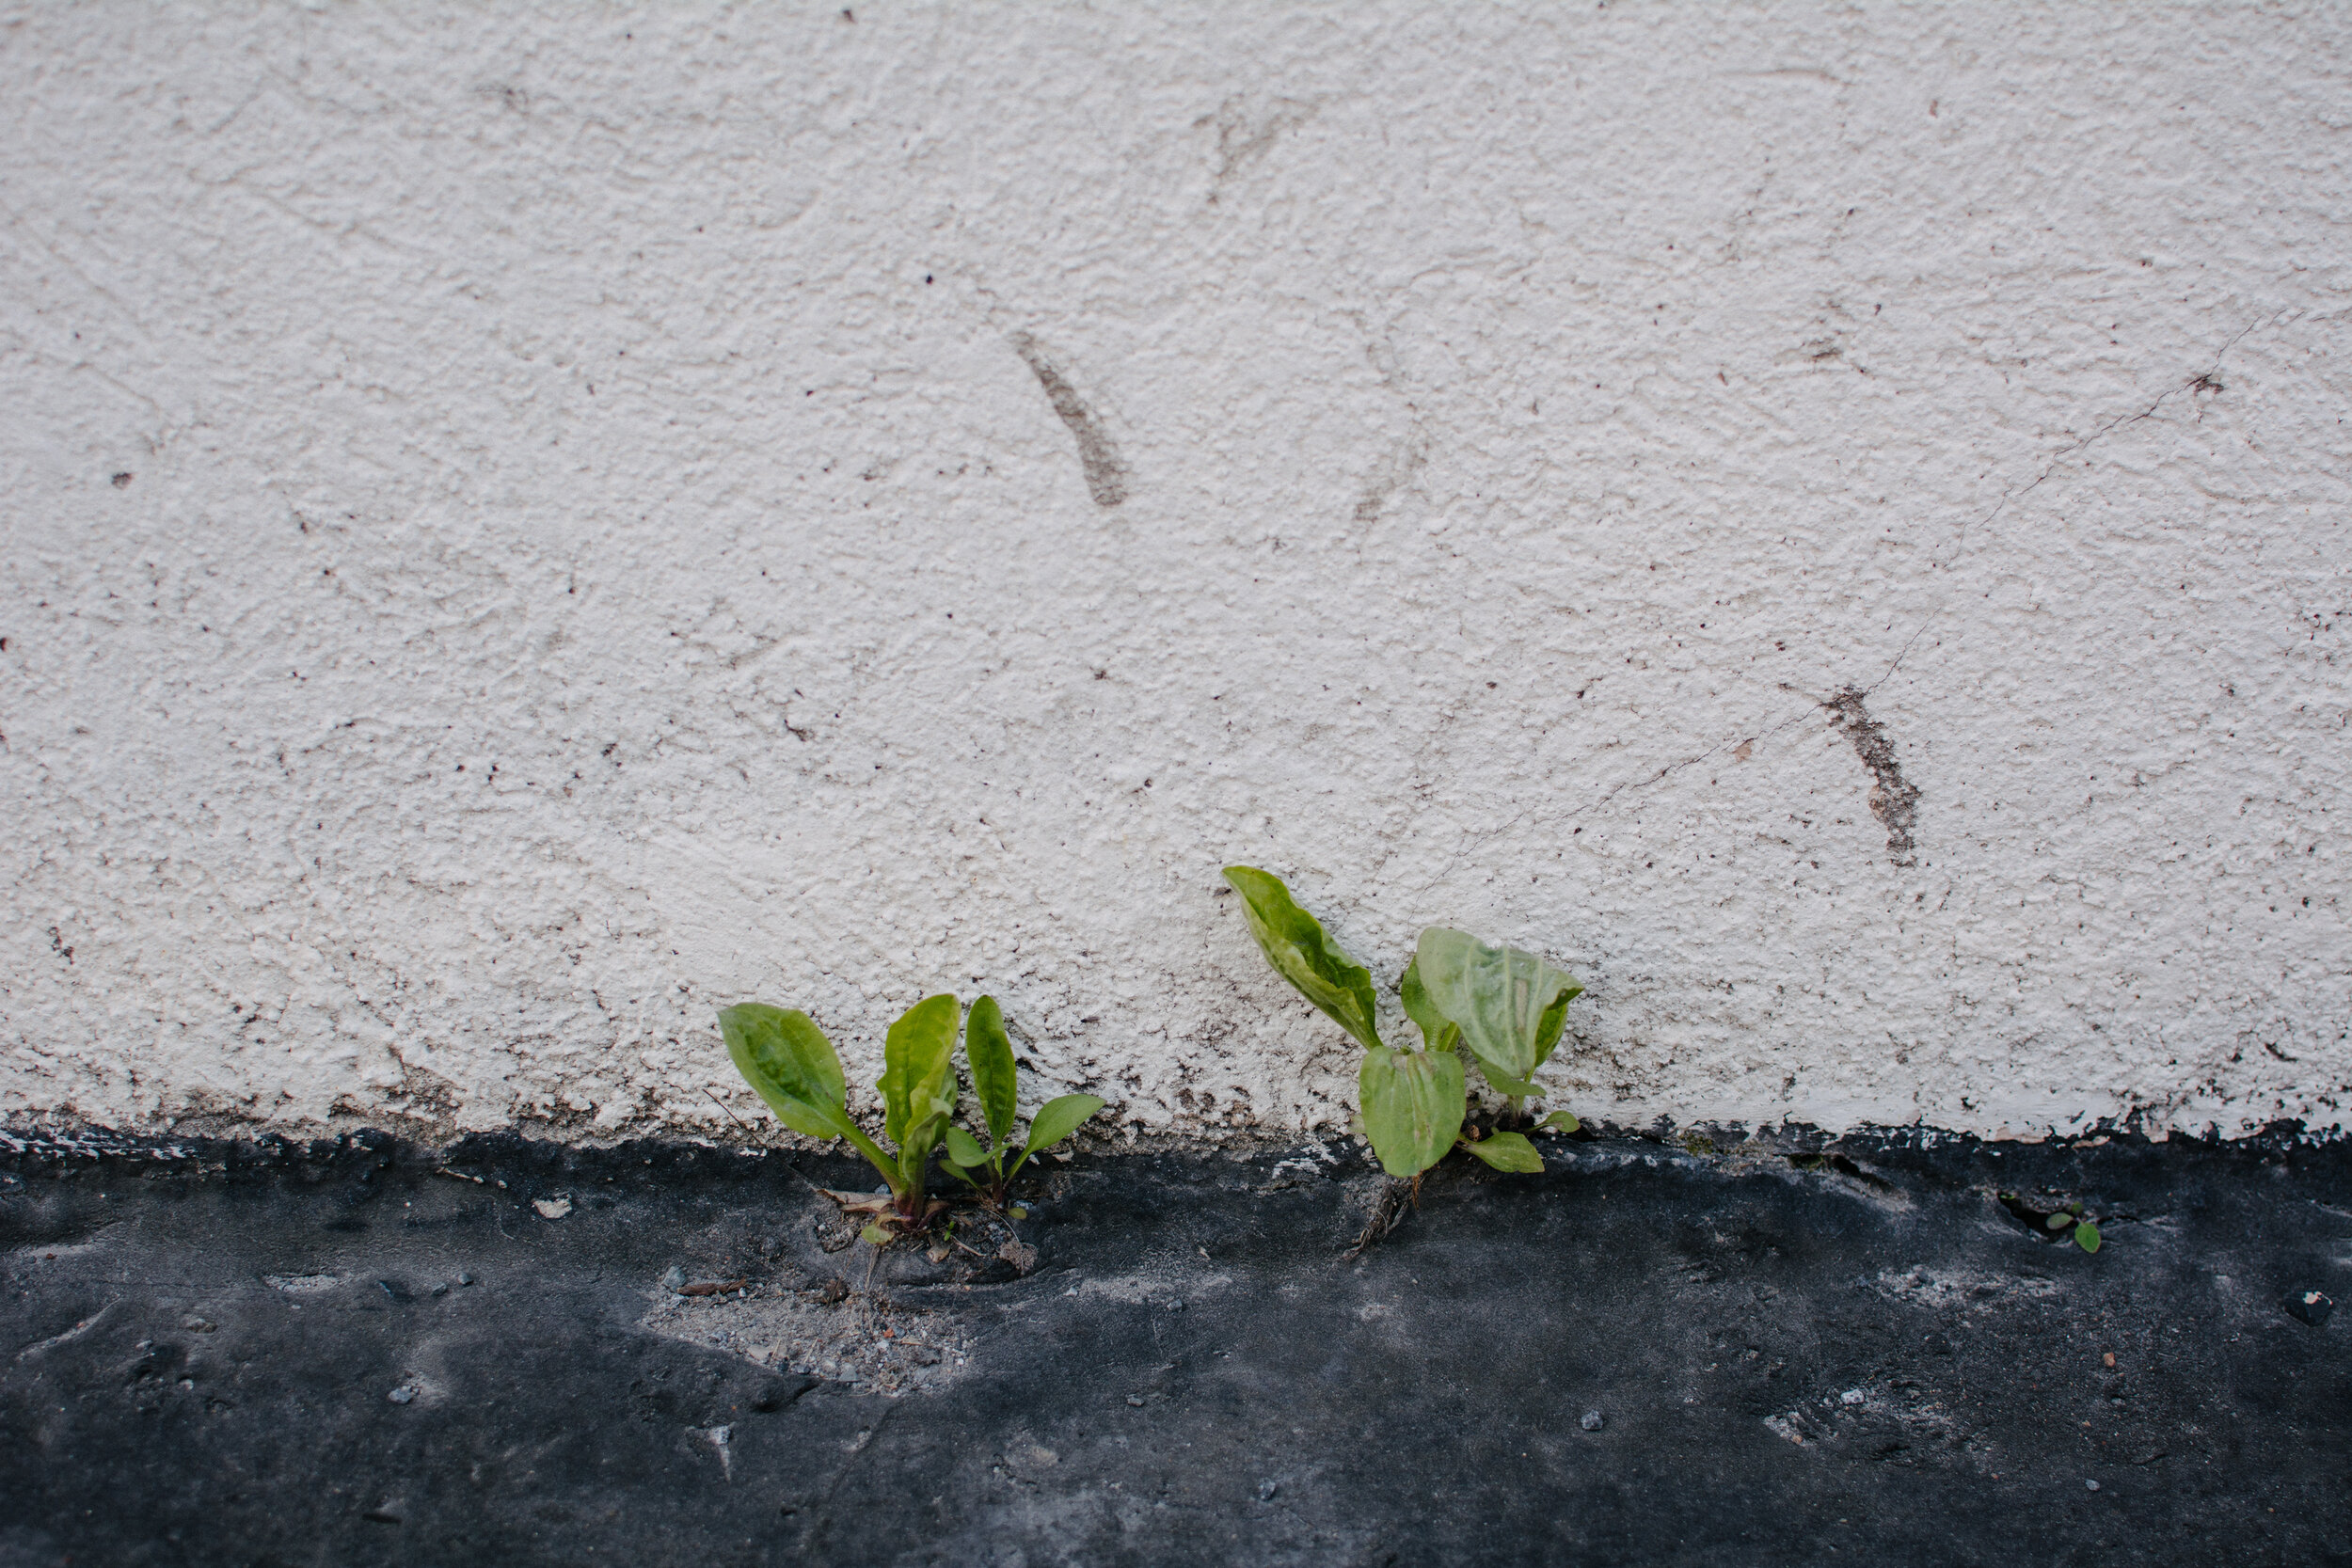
[1824,686,1920,866]
[1010,332,1128,508]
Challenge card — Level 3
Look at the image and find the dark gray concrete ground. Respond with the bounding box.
[2,1122,2344,1567]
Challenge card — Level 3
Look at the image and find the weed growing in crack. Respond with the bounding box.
[942,995,1104,1208]
[1998,1192,2104,1253]
[720,993,1102,1243]
[720,995,959,1235]
[1223,865,1583,1182]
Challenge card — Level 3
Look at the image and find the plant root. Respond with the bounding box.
[1342,1178,1416,1259]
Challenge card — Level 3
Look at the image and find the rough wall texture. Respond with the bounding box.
[3,4,2346,1144]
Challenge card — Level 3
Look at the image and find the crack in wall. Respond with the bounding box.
[1009,332,1128,508]
[1823,687,1919,867]
[1871,312,2288,690]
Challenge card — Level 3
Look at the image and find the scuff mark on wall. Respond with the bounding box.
[1009,332,1128,508]
[1352,438,1424,525]
[1200,96,1316,198]
[1824,687,1920,867]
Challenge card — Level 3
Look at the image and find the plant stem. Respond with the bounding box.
[839,1124,904,1195]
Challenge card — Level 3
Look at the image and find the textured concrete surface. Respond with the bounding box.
[3,5,2348,1143]
[2,1127,2346,1566]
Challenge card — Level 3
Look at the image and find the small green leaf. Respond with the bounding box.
[1359,1045,1466,1179]
[1398,958,1460,1053]
[1003,1093,1104,1181]
[944,1123,992,1168]
[2068,1201,2084,1215]
[1413,927,1581,1083]
[859,1223,892,1246]
[1460,1130,1544,1173]
[1533,984,1581,1069]
[2074,1221,2102,1254]
[899,1109,950,1173]
[1472,1059,1543,1099]
[2046,1212,2074,1230]
[1223,867,1383,1052]
[965,994,1019,1146]
[880,993,961,1148]
[1025,1093,1105,1155]
[719,1004,854,1141]
[1536,1109,1580,1133]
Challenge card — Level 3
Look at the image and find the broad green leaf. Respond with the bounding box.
[2046,1212,2074,1230]
[944,1123,992,1168]
[1025,1094,1104,1155]
[1223,866,1382,1052]
[1536,1109,1580,1133]
[860,1223,892,1246]
[1359,1045,1466,1179]
[1460,1130,1544,1173]
[1397,958,1460,1053]
[719,1004,854,1140]
[1412,928,1581,1083]
[964,995,1019,1146]
[880,993,961,1148]
[2074,1221,2102,1254]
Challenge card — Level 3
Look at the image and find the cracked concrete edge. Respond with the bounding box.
[4,1111,2342,1179]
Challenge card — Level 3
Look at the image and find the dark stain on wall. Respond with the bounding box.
[1824,686,1920,866]
[1010,332,1129,508]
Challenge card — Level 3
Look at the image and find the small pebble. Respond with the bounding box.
[2283,1289,2334,1327]
[1840,1388,1866,1405]
[1126,1395,1145,1406]
[1256,1480,1279,1501]
[1580,1411,1604,1432]
[456,1273,473,1286]
[430,1283,449,1296]
[660,1265,687,1291]
[2085,1480,2100,1492]
[388,1386,415,1405]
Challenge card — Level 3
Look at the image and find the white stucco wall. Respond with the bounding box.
[4,3,2347,1144]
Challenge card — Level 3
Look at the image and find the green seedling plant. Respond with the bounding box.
[2053,1204,2103,1253]
[1999,1191,2103,1253]
[1223,866,1585,1185]
[720,993,961,1236]
[1406,925,1584,1129]
[942,995,1105,1207]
